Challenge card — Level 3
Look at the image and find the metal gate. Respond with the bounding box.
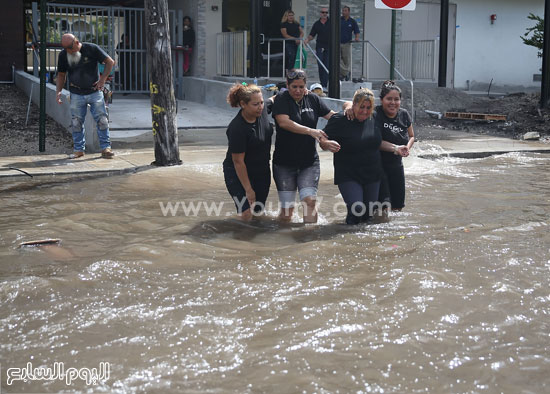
[28,2,176,94]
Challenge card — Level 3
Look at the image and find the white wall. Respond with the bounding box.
[203,0,222,77]
[454,0,544,90]
[292,0,309,31]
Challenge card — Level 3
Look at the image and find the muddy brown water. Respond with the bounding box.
[1,147,549,392]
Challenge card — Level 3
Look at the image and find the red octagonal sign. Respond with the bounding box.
[382,0,412,8]
[376,0,416,10]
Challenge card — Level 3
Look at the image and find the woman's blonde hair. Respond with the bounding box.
[281,9,298,24]
[352,88,375,118]
[226,83,261,108]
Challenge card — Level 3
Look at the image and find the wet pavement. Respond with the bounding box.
[1,95,550,178]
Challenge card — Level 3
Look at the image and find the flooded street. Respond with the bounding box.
[1,147,549,392]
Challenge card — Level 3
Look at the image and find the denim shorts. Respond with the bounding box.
[273,160,320,208]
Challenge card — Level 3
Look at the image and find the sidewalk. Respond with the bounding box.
[1,126,549,178]
[108,95,238,140]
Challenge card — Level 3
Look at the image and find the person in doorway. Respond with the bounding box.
[271,69,336,224]
[340,5,360,81]
[320,88,408,224]
[304,6,330,90]
[182,16,195,75]
[375,80,415,211]
[280,10,304,72]
[55,33,115,159]
[223,83,274,221]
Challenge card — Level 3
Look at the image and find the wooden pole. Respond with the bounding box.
[144,0,181,166]
[39,0,46,152]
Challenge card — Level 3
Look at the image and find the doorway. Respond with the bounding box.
[222,0,291,77]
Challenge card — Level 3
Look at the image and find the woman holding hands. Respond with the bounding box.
[223,83,273,221]
[376,80,415,211]
[271,69,336,223]
[320,88,408,224]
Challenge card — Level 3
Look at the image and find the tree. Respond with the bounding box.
[521,13,544,58]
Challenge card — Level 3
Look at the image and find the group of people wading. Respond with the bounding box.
[223,69,414,225]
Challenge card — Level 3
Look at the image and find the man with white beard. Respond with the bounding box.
[55,33,116,158]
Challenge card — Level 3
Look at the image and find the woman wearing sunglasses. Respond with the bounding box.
[271,69,336,223]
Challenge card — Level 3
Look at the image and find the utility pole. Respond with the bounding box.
[39,0,46,152]
[438,0,449,87]
[144,0,181,166]
[250,0,261,79]
[328,0,341,99]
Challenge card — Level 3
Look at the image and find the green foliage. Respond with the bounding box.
[93,17,110,45]
[521,13,544,58]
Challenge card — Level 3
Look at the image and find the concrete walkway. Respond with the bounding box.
[1,125,549,178]
[108,94,238,140]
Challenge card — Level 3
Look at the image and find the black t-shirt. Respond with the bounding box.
[223,105,273,174]
[281,21,301,41]
[375,105,411,168]
[57,42,109,95]
[272,90,331,168]
[309,19,331,50]
[182,28,195,48]
[324,112,382,185]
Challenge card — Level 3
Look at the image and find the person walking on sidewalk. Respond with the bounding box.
[55,33,115,159]
[304,7,330,90]
[340,5,360,81]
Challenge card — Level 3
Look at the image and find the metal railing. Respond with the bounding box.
[28,2,176,94]
[216,31,247,77]
[396,39,438,81]
[360,40,414,121]
[266,37,318,79]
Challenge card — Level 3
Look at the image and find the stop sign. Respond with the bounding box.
[375,0,416,10]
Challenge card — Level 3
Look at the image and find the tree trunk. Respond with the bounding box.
[144,0,181,166]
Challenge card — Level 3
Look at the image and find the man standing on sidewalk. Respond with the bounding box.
[340,5,360,81]
[55,33,115,159]
[304,7,331,90]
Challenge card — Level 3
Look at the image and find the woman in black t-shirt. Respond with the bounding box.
[375,80,415,211]
[280,10,304,72]
[271,69,336,223]
[320,88,408,224]
[223,83,274,221]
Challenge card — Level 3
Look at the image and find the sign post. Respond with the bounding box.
[375,0,416,79]
[375,0,416,11]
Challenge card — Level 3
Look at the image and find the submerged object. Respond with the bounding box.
[19,239,61,247]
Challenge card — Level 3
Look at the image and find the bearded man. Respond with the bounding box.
[55,33,116,158]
